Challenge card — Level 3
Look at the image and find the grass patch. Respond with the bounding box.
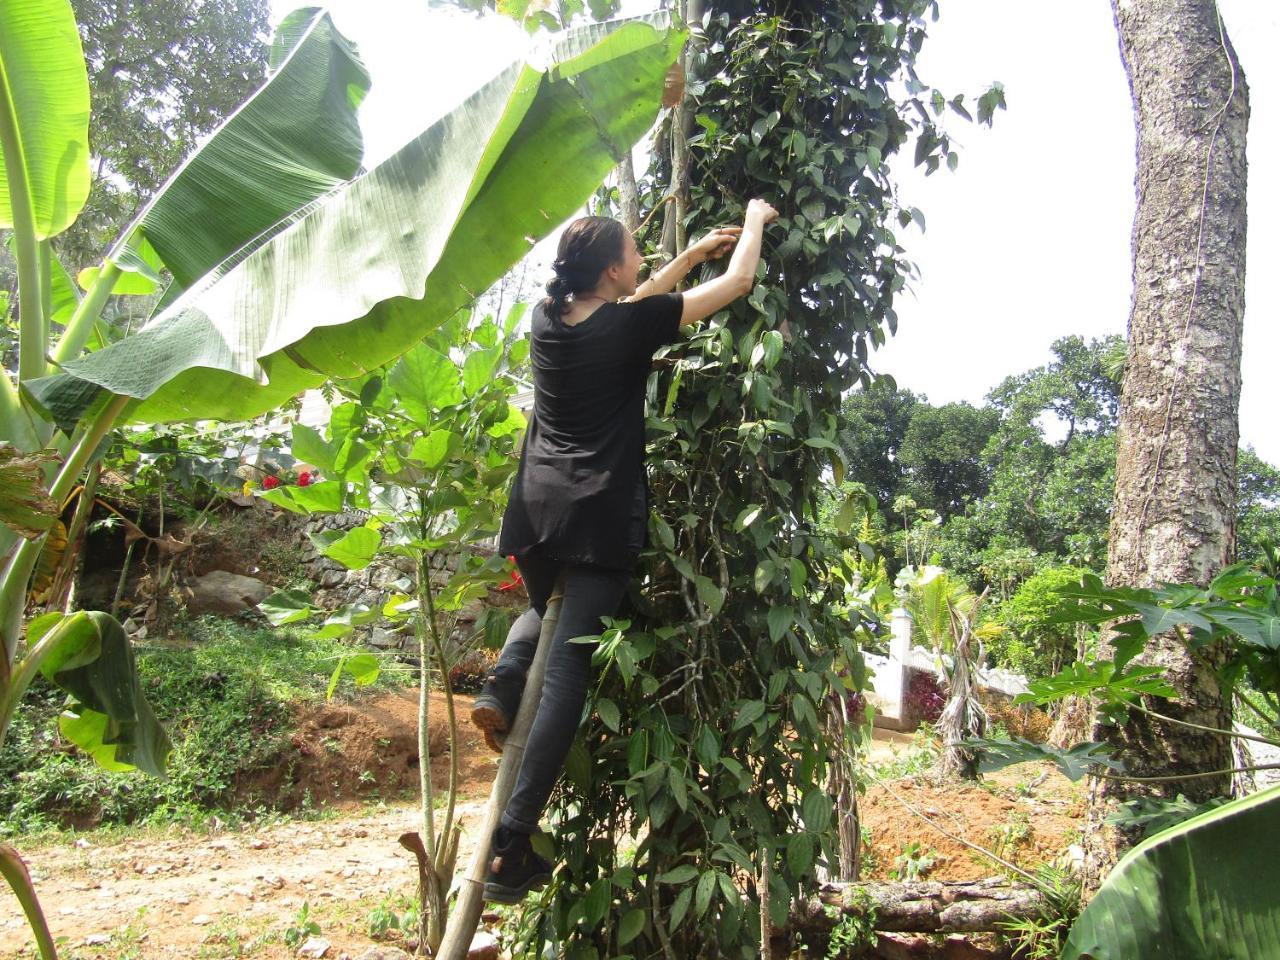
[0,614,410,837]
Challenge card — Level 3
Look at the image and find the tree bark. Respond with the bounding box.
[1091,0,1249,878]
[796,879,1047,934]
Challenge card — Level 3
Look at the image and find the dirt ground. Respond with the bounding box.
[1,694,1084,958]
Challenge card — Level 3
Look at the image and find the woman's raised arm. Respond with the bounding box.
[678,199,778,327]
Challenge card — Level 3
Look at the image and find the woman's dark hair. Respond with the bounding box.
[542,216,629,320]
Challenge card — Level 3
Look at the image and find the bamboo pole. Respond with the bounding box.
[436,577,565,960]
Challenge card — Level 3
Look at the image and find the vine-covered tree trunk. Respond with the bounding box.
[1090,0,1249,879]
[517,3,990,957]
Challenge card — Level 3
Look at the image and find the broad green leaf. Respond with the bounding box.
[968,736,1124,781]
[390,344,464,419]
[26,16,688,424]
[1108,794,1232,840]
[76,234,163,295]
[462,345,502,395]
[258,588,317,626]
[37,611,171,775]
[694,574,724,616]
[409,429,458,469]
[1128,601,1212,637]
[104,9,368,306]
[312,525,381,570]
[582,878,611,927]
[767,606,793,644]
[259,478,344,515]
[786,833,814,877]
[670,555,696,582]
[734,505,762,530]
[618,908,646,947]
[563,739,592,793]
[0,0,91,238]
[596,697,621,732]
[659,864,698,884]
[800,788,831,833]
[291,423,337,474]
[343,653,380,687]
[753,560,774,593]
[669,885,694,933]
[668,765,688,811]
[1016,660,1177,706]
[695,870,718,918]
[1062,784,1280,960]
[733,699,766,731]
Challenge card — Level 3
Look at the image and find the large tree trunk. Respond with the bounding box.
[1090,0,1249,880]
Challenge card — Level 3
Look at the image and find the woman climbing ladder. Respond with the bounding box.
[471,198,780,903]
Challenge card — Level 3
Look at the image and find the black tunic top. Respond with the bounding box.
[498,292,685,570]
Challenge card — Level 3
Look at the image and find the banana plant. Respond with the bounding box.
[1,0,684,953]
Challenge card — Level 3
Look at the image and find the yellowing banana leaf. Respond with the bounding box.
[83,7,369,302]
[1062,783,1280,959]
[25,14,685,425]
[0,0,91,238]
[0,446,58,538]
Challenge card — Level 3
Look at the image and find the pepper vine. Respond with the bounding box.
[517,3,1002,956]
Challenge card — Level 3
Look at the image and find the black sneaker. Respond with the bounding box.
[471,669,525,753]
[482,826,552,904]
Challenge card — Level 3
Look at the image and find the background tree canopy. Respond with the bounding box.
[58,0,271,272]
[835,334,1280,591]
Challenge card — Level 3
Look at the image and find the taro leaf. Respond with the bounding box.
[1062,783,1280,960]
[25,15,687,425]
[36,611,171,775]
[258,588,316,625]
[968,736,1124,781]
[0,445,58,538]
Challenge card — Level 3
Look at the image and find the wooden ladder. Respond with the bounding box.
[436,578,564,959]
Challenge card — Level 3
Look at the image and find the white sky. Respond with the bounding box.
[271,1,1277,463]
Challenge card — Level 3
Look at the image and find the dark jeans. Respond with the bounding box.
[493,552,630,834]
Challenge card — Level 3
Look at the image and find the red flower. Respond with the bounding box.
[263,475,281,489]
[499,555,524,592]
[297,471,312,487]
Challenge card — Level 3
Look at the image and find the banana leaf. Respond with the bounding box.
[30,610,171,775]
[25,15,686,425]
[1062,783,1280,959]
[0,0,90,239]
[76,7,369,302]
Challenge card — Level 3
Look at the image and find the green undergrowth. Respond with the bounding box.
[0,615,411,838]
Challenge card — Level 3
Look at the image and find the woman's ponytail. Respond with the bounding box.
[541,217,628,321]
[545,272,573,320]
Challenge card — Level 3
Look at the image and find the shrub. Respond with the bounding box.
[0,616,409,835]
[904,669,945,724]
[989,565,1098,677]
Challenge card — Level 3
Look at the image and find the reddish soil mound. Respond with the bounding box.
[238,688,497,810]
[861,767,1085,882]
